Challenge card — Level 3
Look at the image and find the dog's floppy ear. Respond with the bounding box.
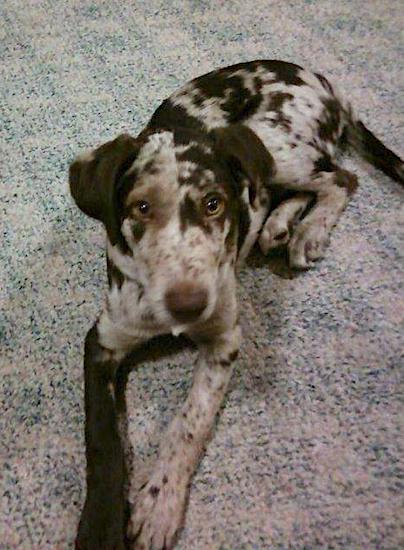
[69,133,138,246]
[211,124,274,203]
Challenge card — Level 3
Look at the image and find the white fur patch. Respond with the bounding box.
[107,239,139,280]
[178,160,198,180]
[171,84,228,130]
[130,131,176,175]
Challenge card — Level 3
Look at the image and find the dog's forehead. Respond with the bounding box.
[132,131,177,177]
[174,137,230,193]
[125,130,229,200]
[177,157,216,191]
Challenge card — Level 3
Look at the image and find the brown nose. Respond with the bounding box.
[165,282,208,323]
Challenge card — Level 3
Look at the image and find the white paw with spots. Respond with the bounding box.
[259,217,290,254]
[259,193,313,255]
[288,222,329,269]
[128,474,186,550]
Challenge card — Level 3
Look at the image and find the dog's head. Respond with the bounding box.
[69,125,273,328]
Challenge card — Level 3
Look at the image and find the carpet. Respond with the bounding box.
[1,0,403,547]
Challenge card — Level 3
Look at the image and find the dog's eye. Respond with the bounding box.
[136,200,150,215]
[205,195,224,216]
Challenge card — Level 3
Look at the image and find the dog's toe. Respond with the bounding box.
[288,223,328,269]
[128,477,185,550]
[259,222,290,254]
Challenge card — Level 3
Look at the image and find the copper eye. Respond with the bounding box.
[136,200,150,215]
[205,195,224,216]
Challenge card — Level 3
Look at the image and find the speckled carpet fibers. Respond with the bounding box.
[1,1,403,548]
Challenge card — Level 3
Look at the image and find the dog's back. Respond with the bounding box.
[149,60,403,186]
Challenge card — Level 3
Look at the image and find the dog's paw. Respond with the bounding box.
[259,218,290,254]
[288,222,329,269]
[75,498,125,550]
[127,475,186,550]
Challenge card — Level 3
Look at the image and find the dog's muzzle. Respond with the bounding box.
[165,281,208,323]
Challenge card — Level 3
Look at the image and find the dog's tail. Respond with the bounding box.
[345,116,403,184]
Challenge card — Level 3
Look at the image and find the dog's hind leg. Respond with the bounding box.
[259,192,314,253]
[287,169,358,269]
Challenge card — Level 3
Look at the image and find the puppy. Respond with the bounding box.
[70,60,403,549]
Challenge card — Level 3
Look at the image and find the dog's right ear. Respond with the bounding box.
[69,134,139,246]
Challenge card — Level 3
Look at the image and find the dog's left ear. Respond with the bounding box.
[69,133,139,246]
[211,124,275,201]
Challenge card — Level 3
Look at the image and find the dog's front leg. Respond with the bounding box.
[128,325,241,550]
[76,323,143,550]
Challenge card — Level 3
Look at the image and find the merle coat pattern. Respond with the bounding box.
[69,60,403,549]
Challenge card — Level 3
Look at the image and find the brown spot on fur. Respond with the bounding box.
[335,170,359,195]
[190,68,263,124]
[267,92,293,131]
[268,92,293,112]
[183,432,194,442]
[212,124,274,188]
[162,475,168,484]
[149,485,160,497]
[180,194,210,233]
[318,98,341,143]
[263,60,304,86]
[313,155,338,174]
[142,159,160,175]
[227,93,263,124]
[132,221,145,241]
[148,100,205,133]
[137,283,145,300]
[275,230,288,241]
[220,349,238,367]
[106,258,125,289]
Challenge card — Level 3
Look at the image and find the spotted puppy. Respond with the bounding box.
[70,60,403,549]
